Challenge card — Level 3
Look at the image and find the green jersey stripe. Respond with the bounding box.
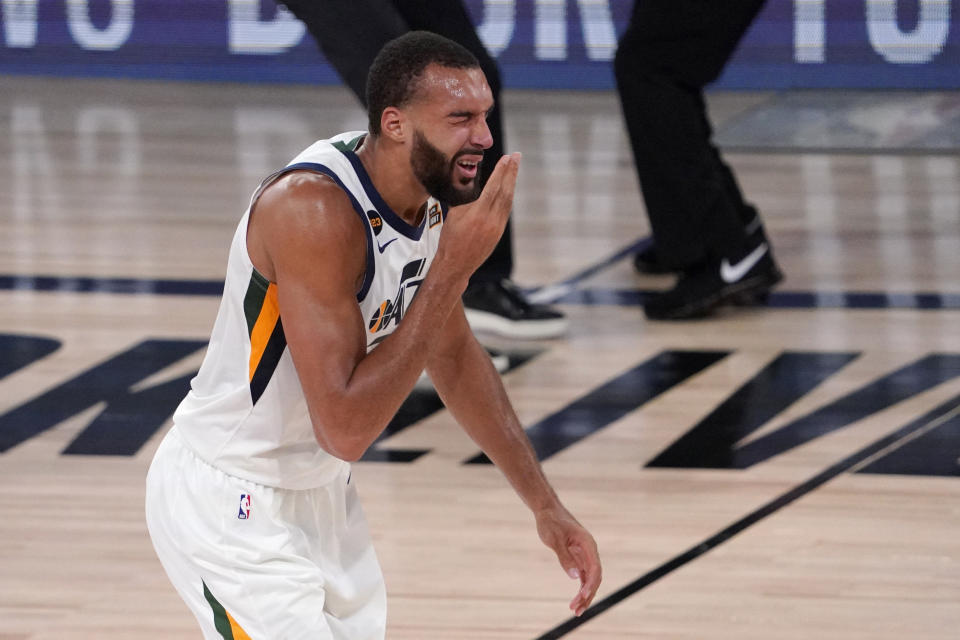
[202,580,235,640]
[243,269,271,337]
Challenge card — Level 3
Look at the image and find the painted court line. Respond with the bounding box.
[534,395,960,639]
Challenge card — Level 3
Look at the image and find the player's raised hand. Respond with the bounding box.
[535,505,602,617]
[437,152,520,280]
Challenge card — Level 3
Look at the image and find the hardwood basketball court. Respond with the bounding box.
[1,76,958,639]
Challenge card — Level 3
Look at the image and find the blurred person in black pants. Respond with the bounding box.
[278,0,567,339]
[615,0,783,320]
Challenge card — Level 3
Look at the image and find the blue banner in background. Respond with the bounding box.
[0,1,957,89]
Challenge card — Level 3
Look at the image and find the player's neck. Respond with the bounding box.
[356,135,429,226]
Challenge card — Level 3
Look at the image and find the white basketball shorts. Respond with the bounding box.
[145,427,386,640]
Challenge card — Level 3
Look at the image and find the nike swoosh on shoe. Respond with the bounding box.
[720,243,768,283]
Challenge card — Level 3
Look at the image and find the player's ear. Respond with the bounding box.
[380,106,406,143]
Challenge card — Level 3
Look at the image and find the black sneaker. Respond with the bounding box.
[633,241,675,274]
[634,215,770,276]
[732,216,777,306]
[643,243,783,320]
[463,279,568,339]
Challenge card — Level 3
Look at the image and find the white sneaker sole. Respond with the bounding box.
[465,308,568,339]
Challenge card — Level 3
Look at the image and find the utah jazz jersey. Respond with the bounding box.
[173,131,446,489]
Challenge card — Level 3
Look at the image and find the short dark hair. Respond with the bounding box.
[366,31,480,135]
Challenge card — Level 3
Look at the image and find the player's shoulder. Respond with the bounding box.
[270,169,346,200]
[247,168,366,280]
[258,170,355,226]
[269,131,366,208]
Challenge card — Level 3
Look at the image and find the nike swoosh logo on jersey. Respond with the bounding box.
[377,238,397,254]
[720,243,768,283]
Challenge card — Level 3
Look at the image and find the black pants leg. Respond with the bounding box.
[278,0,513,282]
[614,0,767,269]
[392,0,513,282]
[278,0,406,99]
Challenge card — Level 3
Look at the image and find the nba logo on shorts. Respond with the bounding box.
[238,494,251,520]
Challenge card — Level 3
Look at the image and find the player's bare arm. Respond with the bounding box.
[246,153,519,461]
[425,305,602,616]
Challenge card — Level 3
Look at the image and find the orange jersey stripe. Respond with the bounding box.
[248,282,280,382]
[226,610,252,640]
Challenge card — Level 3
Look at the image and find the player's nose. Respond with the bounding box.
[471,117,493,150]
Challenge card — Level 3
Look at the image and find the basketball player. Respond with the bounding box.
[145,32,601,639]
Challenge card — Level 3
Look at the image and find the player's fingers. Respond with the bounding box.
[485,153,520,216]
[553,545,586,614]
[569,580,591,616]
[570,543,601,615]
[571,539,600,577]
[496,153,520,214]
[489,154,520,224]
[477,154,512,205]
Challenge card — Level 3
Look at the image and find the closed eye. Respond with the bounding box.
[448,103,495,124]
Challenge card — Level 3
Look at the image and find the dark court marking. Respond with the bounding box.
[552,287,960,310]
[648,353,960,471]
[0,334,61,380]
[857,406,960,477]
[0,274,224,296]
[534,394,960,640]
[464,350,728,465]
[647,351,859,469]
[0,339,206,455]
[4,273,959,310]
[718,354,960,470]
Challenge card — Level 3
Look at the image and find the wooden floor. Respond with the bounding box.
[1,76,958,639]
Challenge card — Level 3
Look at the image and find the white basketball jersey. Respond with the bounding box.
[173,131,446,489]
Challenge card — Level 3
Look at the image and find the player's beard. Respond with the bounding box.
[410,129,482,206]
